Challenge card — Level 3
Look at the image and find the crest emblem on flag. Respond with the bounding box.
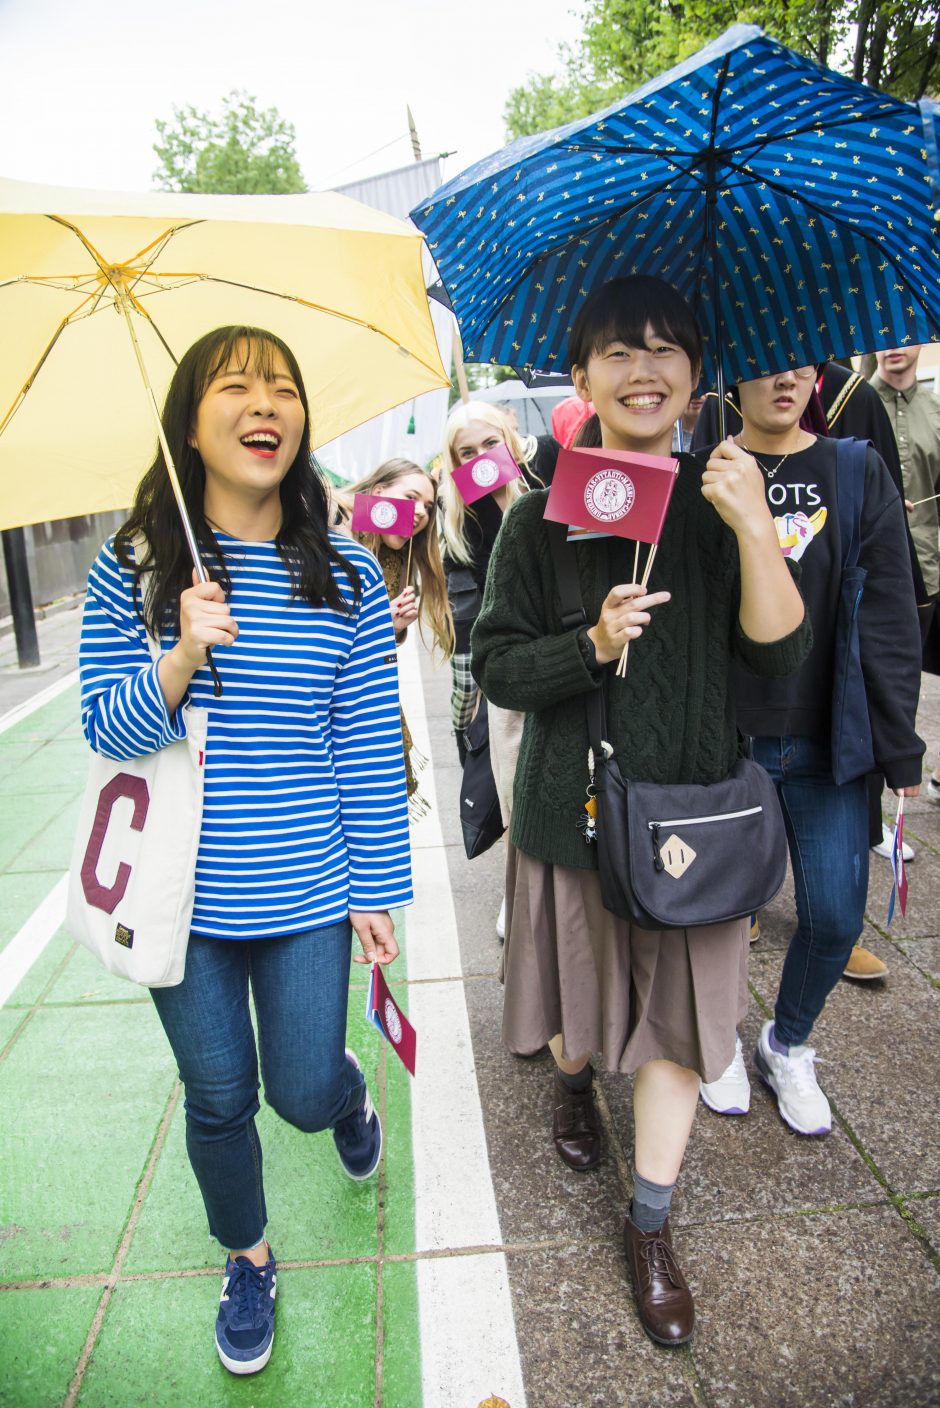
[370,500,399,530]
[384,999,402,1044]
[471,458,501,487]
[584,469,636,523]
[350,493,417,537]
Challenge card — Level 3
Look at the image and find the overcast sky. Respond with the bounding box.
[0,0,584,193]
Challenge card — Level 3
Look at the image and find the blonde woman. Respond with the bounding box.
[340,458,454,811]
[441,402,541,763]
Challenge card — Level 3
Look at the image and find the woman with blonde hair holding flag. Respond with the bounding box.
[339,456,454,812]
[440,401,542,762]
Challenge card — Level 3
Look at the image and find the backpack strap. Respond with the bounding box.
[546,518,587,628]
[546,519,609,757]
[835,438,869,571]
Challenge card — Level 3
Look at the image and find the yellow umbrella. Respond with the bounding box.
[0,175,449,534]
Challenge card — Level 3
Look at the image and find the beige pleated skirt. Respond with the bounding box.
[501,846,749,1083]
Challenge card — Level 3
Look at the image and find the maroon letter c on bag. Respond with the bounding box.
[80,774,151,913]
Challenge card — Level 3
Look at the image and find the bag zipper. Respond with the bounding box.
[650,806,763,872]
[648,805,763,829]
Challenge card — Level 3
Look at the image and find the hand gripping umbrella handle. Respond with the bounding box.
[116,291,223,697]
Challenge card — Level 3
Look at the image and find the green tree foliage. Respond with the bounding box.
[505,1,940,140]
[447,362,518,407]
[153,90,307,194]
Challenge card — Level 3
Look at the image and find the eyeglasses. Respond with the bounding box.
[791,366,818,380]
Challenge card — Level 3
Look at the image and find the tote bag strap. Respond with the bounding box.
[130,532,164,667]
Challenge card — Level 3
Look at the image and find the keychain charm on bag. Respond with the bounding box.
[577,745,610,844]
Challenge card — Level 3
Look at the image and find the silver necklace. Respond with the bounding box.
[737,440,793,480]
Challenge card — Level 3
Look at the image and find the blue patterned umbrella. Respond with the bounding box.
[412,25,940,396]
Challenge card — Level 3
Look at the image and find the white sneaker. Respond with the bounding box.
[700,1035,750,1114]
[754,1020,831,1135]
[495,896,506,942]
[925,777,940,807]
[871,823,914,862]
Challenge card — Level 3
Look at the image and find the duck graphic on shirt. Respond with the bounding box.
[773,507,828,562]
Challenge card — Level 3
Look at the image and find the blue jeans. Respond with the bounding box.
[150,922,364,1251]
[751,736,868,1047]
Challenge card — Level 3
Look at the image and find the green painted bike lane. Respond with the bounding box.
[0,683,422,1408]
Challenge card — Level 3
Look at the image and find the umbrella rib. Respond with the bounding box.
[201,276,447,378]
[45,215,203,276]
[457,163,707,343]
[0,292,97,437]
[119,287,181,367]
[729,104,914,164]
[714,150,937,327]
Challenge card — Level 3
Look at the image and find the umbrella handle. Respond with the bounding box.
[114,285,223,697]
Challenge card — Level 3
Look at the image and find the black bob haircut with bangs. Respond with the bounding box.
[567,276,704,382]
[115,324,361,639]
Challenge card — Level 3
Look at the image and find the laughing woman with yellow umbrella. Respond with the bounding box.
[78,325,412,1375]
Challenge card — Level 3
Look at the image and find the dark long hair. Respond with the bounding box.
[568,276,703,383]
[115,326,361,637]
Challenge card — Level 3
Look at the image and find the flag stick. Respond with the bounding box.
[641,543,659,589]
[616,543,660,678]
[406,536,414,584]
[907,492,940,507]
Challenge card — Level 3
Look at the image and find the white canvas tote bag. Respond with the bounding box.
[66,581,208,987]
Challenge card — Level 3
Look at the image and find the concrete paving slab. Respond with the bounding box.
[442,841,506,977]
[904,1194,940,1255]
[80,1264,378,1407]
[464,978,627,1248]
[802,957,938,1196]
[684,1206,940,1408]
[897,934,940,983]
[602,1006,880,1226]
[505,1240,698,1408]
[747,947,940,1195]
[0,1002,177,1279]
[0,1284,103,1408]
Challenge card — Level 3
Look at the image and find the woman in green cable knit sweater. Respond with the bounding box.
[470,277,811,1348]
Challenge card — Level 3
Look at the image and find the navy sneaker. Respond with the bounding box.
[333,1049,383,1180]
[215,1247,277,1375]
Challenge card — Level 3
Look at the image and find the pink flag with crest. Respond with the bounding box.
[351,494,417,537]
[450,442,522,506]
[545,446,679,544]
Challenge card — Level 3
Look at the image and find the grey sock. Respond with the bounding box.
[630,1169,675,1233]
[558,1063,592,1092]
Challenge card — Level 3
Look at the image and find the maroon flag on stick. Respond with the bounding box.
[545,446,679,544]
[450,442,522,506]
[366,962,417,1076]
[351,494,417,537]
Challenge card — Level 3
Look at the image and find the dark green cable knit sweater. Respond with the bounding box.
[471,458,812,872]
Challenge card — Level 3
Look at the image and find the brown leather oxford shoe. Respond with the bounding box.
[623,1215,694,1346]
[552,1067,602,1170]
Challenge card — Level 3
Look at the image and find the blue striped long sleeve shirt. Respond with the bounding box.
[79,532,413,938]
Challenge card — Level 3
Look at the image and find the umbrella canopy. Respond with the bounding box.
[0,176,448,531]
[412,24,940,389]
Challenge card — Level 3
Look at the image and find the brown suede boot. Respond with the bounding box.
[623,1215,694,1346]
[552,1067,602,1171]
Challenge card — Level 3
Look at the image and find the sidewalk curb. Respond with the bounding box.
[0,592,85,640]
